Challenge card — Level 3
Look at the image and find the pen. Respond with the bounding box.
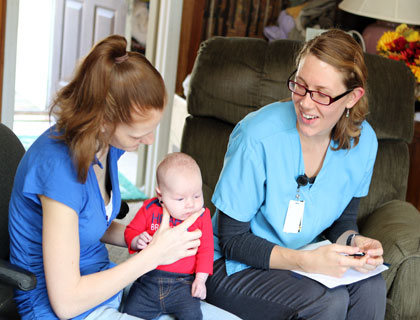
[347,252,365,257]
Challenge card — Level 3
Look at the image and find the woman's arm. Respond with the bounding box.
[322,197,384,272]
[218,211,275,269]
[269,197,375,274]
[100,220,126,247]
[324,197,361,244]
[41,196,202,319]
[218,210,367,277]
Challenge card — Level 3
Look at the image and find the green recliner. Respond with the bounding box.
[181,36,420,320]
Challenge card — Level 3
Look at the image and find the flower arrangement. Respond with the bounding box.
[377,24,420,100]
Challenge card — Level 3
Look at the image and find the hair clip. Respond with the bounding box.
[115,52,129,64]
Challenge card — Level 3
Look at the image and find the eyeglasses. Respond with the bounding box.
[287,70,353,106]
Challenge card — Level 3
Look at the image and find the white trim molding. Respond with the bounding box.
[1,0,19,129]
[136,0,184,197]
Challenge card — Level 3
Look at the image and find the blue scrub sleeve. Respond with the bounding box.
[212,124,266,222]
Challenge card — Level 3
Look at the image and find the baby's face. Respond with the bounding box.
[159,168,204,221]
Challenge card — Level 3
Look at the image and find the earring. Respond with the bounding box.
[346,108,350,118]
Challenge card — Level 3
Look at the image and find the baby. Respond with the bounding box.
[123,152,214,320]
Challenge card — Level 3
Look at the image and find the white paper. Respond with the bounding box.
[291,240,389,288]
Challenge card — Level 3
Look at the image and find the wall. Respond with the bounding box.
[176,0,283,96]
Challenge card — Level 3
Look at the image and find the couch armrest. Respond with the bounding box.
[360,200,420,284]
[360,200,420,319]
[0,260,37,291]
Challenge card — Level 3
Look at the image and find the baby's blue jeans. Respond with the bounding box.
[123,270,201,319]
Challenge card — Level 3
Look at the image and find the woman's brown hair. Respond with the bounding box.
[50,35,167,183]
[296,29,368,150]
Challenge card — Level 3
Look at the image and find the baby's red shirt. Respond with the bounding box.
[124,197,214,275]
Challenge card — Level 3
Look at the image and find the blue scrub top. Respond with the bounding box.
[212,101,378,275]
[9,126,124,319]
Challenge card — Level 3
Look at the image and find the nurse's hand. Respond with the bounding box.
[302,244,368,278]
[352,235,384,273]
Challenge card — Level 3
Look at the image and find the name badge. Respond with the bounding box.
[283,200,305,233]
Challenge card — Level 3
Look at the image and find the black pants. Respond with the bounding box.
[206,258,386,320]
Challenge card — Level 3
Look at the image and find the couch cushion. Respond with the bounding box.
[188,37,415,143]
[364,53,415,143]
[181,116,232,214]
[187,37,300,125]
[359,140,410,219]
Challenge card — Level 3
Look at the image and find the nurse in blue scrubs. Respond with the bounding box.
[206,29,386,320]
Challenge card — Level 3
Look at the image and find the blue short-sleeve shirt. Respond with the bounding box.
[9,126,125,319]
[212,101,378,275]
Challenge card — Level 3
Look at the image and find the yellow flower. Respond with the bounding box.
[410,65,420,83]
[376,31,400,52]
[395,23,420,42]
[396,24,408,33]
[377,23,420,86]
[406,30,420,42]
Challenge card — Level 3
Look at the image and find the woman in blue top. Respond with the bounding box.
[206,29,386,319]
[8,35,239,320]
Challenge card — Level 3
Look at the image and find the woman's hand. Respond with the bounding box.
[301,244,369,278]
[352,235,384,273]
[144,204,203,266]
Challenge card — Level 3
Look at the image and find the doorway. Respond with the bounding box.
[12,0,139,184]
[13,0,129,138]
[9,0,186,194]
[13,0,53,138]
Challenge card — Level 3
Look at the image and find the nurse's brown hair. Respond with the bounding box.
[296,29,368,150]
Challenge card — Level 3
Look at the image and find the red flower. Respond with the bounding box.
[393,36,408,52]
[388,54,403,61]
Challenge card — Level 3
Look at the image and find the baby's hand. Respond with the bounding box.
[132,231,153,250]
[191,273,208,300]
